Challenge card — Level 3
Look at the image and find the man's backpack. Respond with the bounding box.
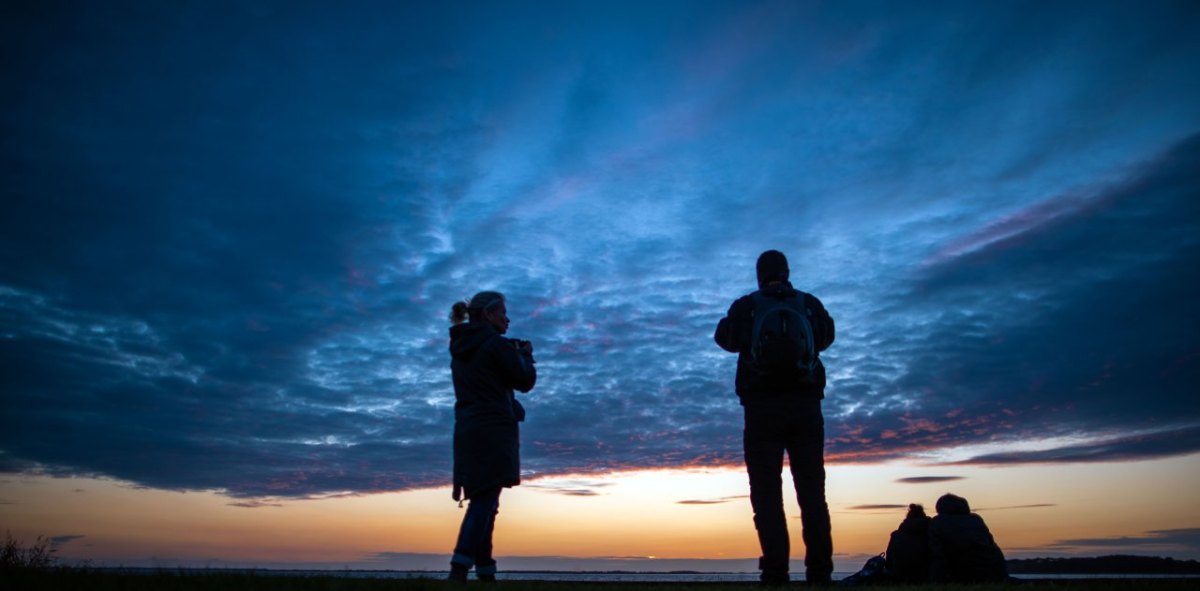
[749,290,818,379]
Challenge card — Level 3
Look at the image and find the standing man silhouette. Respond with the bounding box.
[714,250,835,586]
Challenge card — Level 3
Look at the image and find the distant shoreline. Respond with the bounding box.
[1007,555,1200,575]
[8,567,1200,591]
[76,566,1200,581]
[67,555,1200,578]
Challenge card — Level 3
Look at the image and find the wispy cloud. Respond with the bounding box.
[49,535,85,549]
[525,479,615,498]
[227,500,286,509]
[976,504,1056,512]
[895,476,964,484]
[677,495,749,505]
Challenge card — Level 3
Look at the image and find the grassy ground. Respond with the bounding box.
[2,569,1199,591]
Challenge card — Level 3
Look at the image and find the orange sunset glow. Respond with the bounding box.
[5,454,1198,571]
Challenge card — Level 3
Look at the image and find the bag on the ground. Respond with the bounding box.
[750,291,818,378]
[840,553,888,586]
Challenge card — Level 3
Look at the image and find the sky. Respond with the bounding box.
[2,0,1199,571]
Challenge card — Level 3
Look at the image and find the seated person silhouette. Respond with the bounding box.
[928,493,1008,582]
[885,503,931,583]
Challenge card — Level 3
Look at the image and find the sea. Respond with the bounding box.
[117,569,1200,582]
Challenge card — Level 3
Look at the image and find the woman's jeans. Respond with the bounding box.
[451,487,501,575]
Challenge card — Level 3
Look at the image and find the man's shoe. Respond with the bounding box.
[447,563,469,582]
[805,573,833,587]
[478,573,497,583]
[759,571,789,587]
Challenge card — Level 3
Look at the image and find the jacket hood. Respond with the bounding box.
[449,321,497,362]
[935,493,971,516]
[758,280,797,298]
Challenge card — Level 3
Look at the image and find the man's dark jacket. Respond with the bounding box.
[713,281,835,402]
[928,498,1008,582]
[449,321,536,501]
[886,513,932,583]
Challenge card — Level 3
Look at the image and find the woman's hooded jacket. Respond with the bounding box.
[885,509,931,583]
[449,320,536,501]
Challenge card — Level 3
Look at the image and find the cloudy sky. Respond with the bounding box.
[3,0,1199,568]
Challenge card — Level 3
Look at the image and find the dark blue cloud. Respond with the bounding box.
[1046,528,1200,556]
[897,135,1200,432]
[2,1,1200,498]
[951,426,1200,465]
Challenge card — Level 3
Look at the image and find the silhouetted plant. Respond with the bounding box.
[0,531,56,569]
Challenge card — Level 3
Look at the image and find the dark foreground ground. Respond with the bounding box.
[3,570,1199,591]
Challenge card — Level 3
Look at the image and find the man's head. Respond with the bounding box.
[756,250,789,287]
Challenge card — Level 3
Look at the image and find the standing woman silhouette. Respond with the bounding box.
[446,291,536,582]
